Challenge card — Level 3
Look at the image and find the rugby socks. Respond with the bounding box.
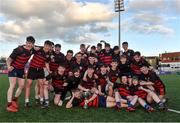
[25,99,29,103]
[40,98,44,105]
[144,104,150,110]
[158,101,164,107]
[44,99,49,105]
[127,100,133,107]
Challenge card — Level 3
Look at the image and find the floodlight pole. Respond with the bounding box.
[118,11,121,48]
[114,0,125,50]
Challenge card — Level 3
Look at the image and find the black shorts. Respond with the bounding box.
[98,95,106,108]
[8,67,24,79]
[27,67,45,80]
[54,87,66,95]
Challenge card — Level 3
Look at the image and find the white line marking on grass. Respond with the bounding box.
[168,108,180,114]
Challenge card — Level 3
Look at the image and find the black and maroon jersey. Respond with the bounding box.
[100,49,113,65]
[9,46,34,69]
[96,71,108,87]
[81,74,98,89]
[67,76,81,89]
[139,71,165,95]
[129,85,147,99]
[108,68,120,83]
[46,72,67,90]
[71,60,87,75]
[96,50,104,62]
[49,51,65,72]
[130,58,150,76]
[112,53,120,62]
[123,49,134,61]
[29,47,51,69]
[87,62,99,70]
[114,83,131,97]
[118,61,131,75]
[64,57,75,75]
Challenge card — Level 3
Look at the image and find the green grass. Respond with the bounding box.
[0,74,180,122]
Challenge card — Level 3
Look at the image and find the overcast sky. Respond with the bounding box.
[0,0,180,57]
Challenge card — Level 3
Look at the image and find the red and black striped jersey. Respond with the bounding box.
[81,74,98,89]
[72,96,99,107]
[129,85,147,99]
[108,68,120,83]
[96,71,108,87]
[46,72,67,89]
[139,71,165,90]
[114,83,131,97]
[100,49,113,65]
[9,46,33,69]
[130,58,150,75]
[29,48,51,69]
[49,51,65,72]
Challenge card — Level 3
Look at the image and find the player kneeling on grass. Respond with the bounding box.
[78,65,99,108]
[130,76,167,112]
[6,36,35,112]
[44,65,67,107]
[114,75,138,112]
[66,89,126,109]
[139,65,166,102]
[61,68,82,101]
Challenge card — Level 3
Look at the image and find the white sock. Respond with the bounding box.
[40,98,44,102]
[58,100,63,106]
[25,99,29,103]
[35,95,39,99]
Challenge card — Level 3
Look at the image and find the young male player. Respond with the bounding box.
[140,65,166,102]
[6,36,35,112]
[25,40,52,107]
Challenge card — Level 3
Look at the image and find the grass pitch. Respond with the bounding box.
[0,74,180,122]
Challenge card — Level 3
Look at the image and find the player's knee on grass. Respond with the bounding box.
[54,94,61,105]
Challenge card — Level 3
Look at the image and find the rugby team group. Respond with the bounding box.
[6,36,167,112]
